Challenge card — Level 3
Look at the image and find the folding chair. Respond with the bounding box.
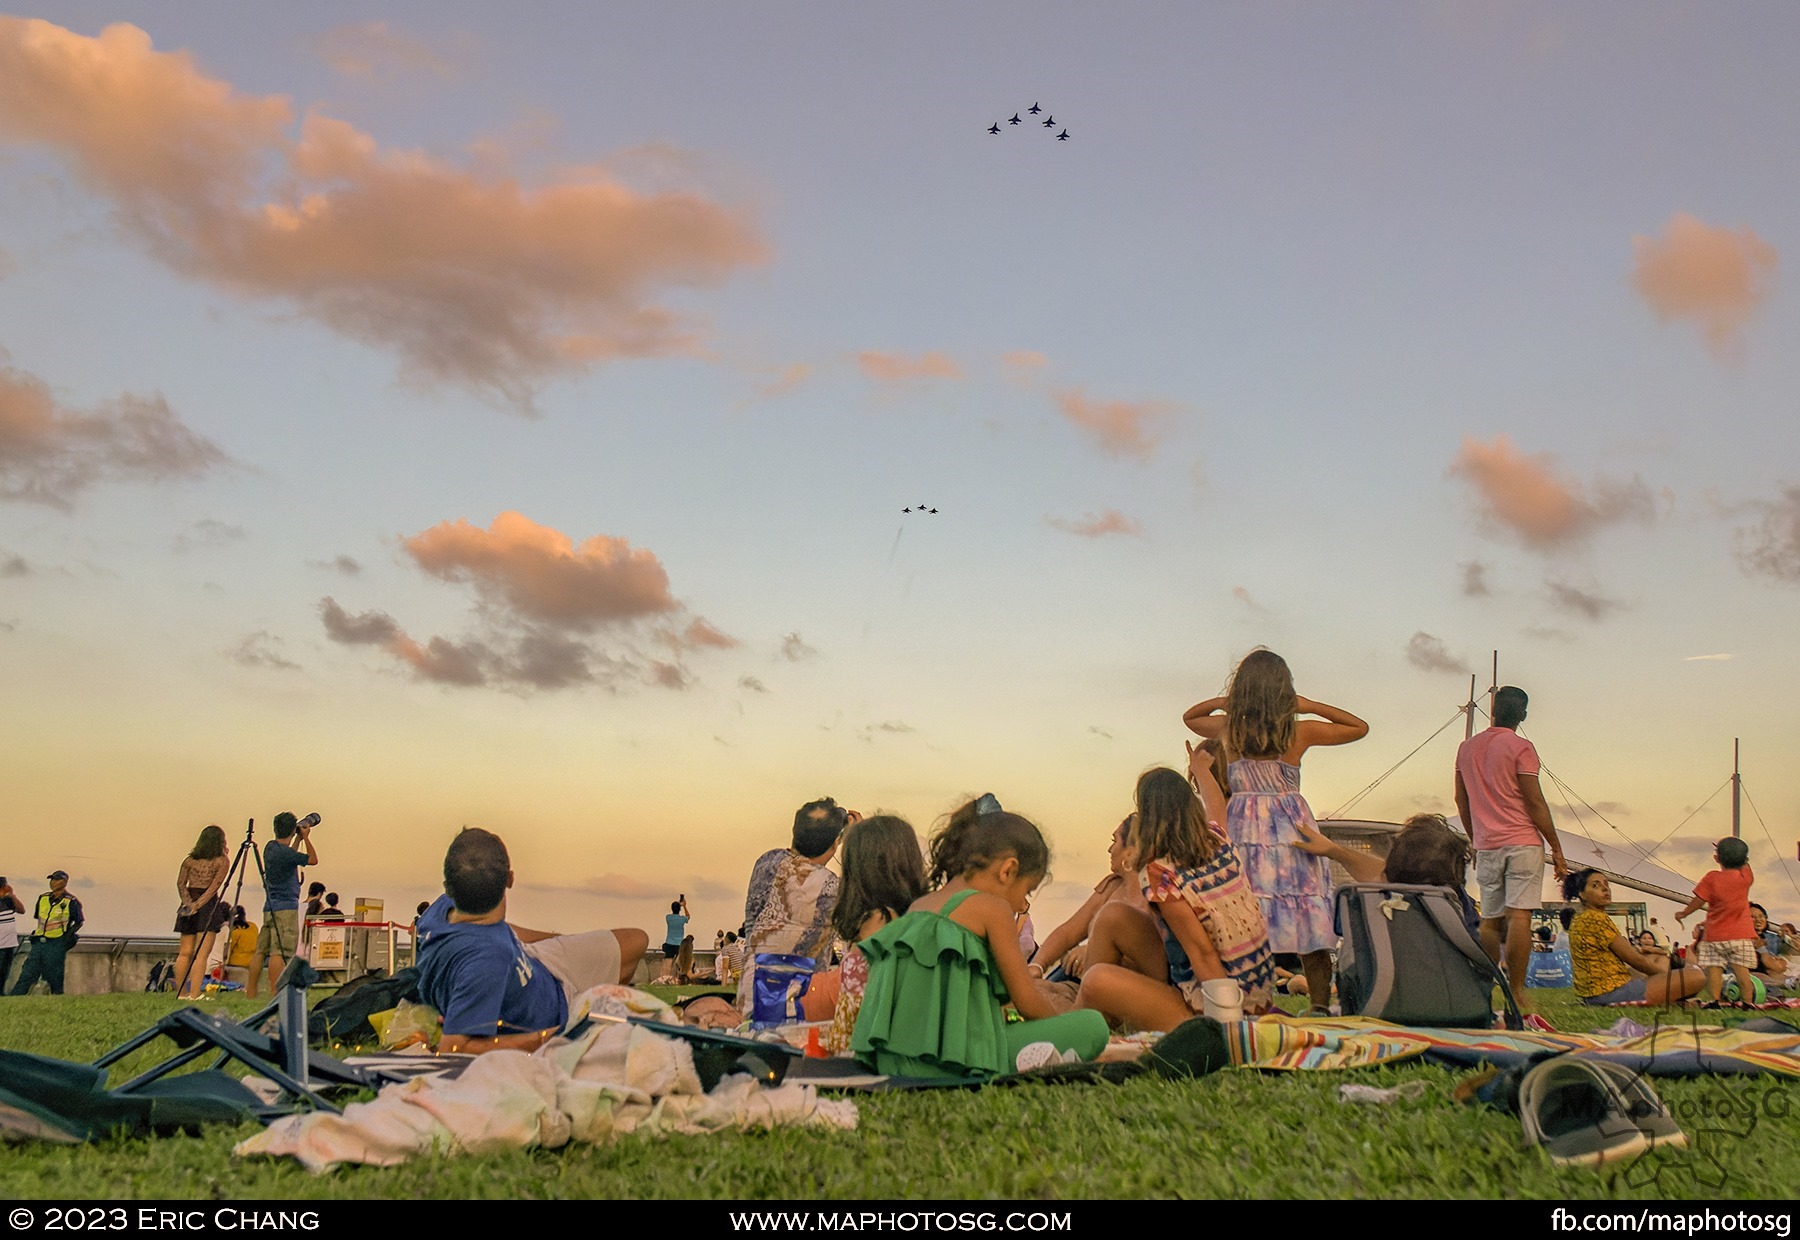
[93,958,406,1118]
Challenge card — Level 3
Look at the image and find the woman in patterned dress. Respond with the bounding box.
[1183,649,1367,1015]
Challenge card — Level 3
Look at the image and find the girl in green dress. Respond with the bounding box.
[851,798,1110,1078]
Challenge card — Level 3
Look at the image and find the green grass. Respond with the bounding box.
[2,990,1796,1199]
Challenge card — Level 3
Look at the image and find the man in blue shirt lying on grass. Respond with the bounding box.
[416,828,648,1054]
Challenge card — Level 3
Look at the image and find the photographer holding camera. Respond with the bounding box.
[248,811,318,998]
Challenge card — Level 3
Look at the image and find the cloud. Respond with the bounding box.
[1001,350,1047,388]
[1449,435,1655,550]
[1087,725,1113,740]
[744,362,811,404]
[309,554,362,576]
[1523,625,1574,642]
[1046,509,1142,539]
[856,351,963,386]
[1684,653,1734,662]
[567,873,734,902]
[401,511,679,629]
[1405,631,1468,674]
[1,552,27,577]
[738,674,767,693]
[1632,212,1778,360]
[1231,586,1267,613]
[310,21,457,80]
[1545,580,1626,621]
[229,631,300,671]
[860,720,915,742]
[173,517,245,552]
[1052,388,1173,461]
[0,18,767,411]
[779,632,818,662]
[322,513,727,693]
[1460,560,1491,597]
[0,361,230,509]
[1735,484,1800,583]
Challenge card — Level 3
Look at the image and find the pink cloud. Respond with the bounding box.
[1449,435,1654,551]
[1046,509,1143,538]
[402,511,678,629]
[0,19,767,411]
[1001,350,1047,388]
[0,359,229,509]
[310,21,458,80]
[856,351,963,385]
[1632,212,1777,360]
[1735,484,1800,583]
[1052,388,1173,461]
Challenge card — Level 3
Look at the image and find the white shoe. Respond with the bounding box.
[1014,1040,1060,1072]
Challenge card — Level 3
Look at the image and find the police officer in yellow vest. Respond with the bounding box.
[9,870,85,996]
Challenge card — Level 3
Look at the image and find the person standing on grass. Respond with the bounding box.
[9,870,84,995]
[1674,838,1759,1008]
[0,876,26,991]
[1455,686,1568,1012]
[248,812,316,999]
[663,895,689,969]
[1183,649,1368,1014]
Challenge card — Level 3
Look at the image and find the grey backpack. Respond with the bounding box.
[1333,883,1521,1029]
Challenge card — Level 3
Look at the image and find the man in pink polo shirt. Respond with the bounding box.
[1455,685,1568,1009]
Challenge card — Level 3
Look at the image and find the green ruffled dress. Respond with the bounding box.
[850,888,1108,1079]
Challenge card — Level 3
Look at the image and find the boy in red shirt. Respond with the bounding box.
[1675,837,1757,1008]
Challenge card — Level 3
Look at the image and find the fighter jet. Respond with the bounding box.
[1008,113,1022,125]
[1042,116,1055,127]
[988,123,1001,134]
[1028,103,1042,114]
[1057,129,1069,141]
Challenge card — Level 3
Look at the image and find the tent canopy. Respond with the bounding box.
[1318,818,1699,904]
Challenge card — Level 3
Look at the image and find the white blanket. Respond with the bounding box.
[235,987,857,1173]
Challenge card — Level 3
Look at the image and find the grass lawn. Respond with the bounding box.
[1,989,1796,1199]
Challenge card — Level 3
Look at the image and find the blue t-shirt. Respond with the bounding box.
[262,840,309,911]
[415,896,567,1038]
[664,912,688,945]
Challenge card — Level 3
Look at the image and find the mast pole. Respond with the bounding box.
[1489,651,1498,720]
[1465,674,1477,740]
[1732,737,1741,840]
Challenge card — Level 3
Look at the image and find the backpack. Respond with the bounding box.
[305,968,421,1046]
[1333,882,1521,1029]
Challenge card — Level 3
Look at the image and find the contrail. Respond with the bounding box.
[888,525,905,563]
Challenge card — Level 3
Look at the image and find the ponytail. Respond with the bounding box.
[928,795,1049,886]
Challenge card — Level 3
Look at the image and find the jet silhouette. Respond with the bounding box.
[1042,116,1055,127]
[902,507,912,513]
[1028,103,1042,114]
[987,123,1001,134]
[928,508,938,514]
[1057,129,1069,141]
[1008,113,1022,125]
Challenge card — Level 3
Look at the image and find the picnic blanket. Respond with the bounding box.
[237,988,856,1173]
[1223,1014,1800,1078]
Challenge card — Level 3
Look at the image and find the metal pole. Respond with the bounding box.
[1465,674,1477,740]
[1732,738,1741,840]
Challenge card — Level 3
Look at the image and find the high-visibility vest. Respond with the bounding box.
[35,894,75,938]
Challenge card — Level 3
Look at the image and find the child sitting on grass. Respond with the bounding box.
[851,798,1109,1078]
[821,814,928,1054]
[1675,838,1760,1008]
[1078,767,1275,1031]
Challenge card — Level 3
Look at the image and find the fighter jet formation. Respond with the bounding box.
[987,102,1068,141]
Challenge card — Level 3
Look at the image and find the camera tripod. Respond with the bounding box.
[173,817,272,998]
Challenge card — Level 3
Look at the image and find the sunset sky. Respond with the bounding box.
[2,3,1797,941]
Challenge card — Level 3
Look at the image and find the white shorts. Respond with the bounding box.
[523,930,624,1013]
[1476,845,1545,917]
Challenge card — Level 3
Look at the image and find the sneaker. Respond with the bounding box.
[1013,1040,1061,1073]
[1586,1060,1686,1152]
[1522,1013,1559,1033]
[1518,1056,1651,1168]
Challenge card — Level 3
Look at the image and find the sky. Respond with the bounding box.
[1,2,1797,942]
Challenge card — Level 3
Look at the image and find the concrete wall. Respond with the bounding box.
[2,936,182,996]
[2,937,723,994]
